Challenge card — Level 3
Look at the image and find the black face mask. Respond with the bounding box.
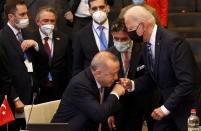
[128,25,143,43]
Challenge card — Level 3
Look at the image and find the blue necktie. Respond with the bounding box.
[147,42,154,72]
[98,25,108,51]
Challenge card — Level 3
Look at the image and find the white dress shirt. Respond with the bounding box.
[39,29,54,57]
[92,19,109,51]
[75,0,90,17]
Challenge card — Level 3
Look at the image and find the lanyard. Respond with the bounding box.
[120,53,131,78]
[20,35,28,59]
[92,24,107,50]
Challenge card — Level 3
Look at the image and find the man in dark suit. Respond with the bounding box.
[52,51,127,131]
[0,48,12,104]
[124,6,201,131]
[0,0,39,130]
[73,0,114,75]
[29,6,72,103]
[0,48,13,131]
[107,19,159,131]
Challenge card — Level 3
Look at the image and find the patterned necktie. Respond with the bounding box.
[98,87,104,131]
[147,42,154,72]
[17,32,23,44]
[98,25,108,51]
[44,37,51,56]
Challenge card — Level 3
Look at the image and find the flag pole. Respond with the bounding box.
[6,123,8,131]
[5,95,8,131]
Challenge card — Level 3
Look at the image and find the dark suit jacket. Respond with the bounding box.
[52,68,121,131]
[73,21,114,76]
[29,30,72,100]
[0,0,6,29]
[107,43,160,130]
[0,48,12,104]
[135,26,201,115]
[0,25,33,105]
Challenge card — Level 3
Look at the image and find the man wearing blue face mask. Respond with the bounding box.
[107,19,160,131]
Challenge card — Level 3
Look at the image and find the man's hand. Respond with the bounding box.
[112,84,126,96]
[65,11,73,23]
[118,78,132,90]
[14,99,25,113]
[107,116,116,131]
[151,107,166,120]
[21,40,38,52]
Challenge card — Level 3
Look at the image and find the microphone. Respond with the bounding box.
[25,92,37,129]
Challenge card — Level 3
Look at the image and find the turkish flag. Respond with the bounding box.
[0,98,15,126]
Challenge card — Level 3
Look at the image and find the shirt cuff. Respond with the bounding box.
[13,97,19,102]
[161,105,170,116]
[34,44,39,51]
[127,80,135,92]
[110,92,119,100]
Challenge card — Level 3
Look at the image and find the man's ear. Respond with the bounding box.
[106,5,110,13]
[8,14,14,21]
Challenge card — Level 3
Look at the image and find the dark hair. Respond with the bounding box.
[111,18,128,33]
[4,0,25,16]
[36,6,57,21]
[88,0,107,8]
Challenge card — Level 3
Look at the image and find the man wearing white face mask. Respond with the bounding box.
[30,6,72,103]
[73,0,114,76]
[0,0,39,130]
[107,19,160,131]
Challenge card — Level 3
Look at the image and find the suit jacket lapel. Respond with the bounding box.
[51,32,60,66]
[108,22,114,48]
[86,68,100,100]
[4,25,24,61]
[128,43,142,78]
[88,23,99,54]
[154,27,162,80]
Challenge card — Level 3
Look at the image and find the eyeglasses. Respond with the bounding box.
[91,5,105,11]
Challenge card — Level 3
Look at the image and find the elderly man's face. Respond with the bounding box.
[124,16,138,32]
[36,11,56,26]
[97,60,120,88]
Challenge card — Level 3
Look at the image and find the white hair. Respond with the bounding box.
[124,6,155,26]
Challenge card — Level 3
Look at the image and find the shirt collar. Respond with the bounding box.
[149,24,157,46]
[93,19,109,30]
[95,79,101,89]
[7,22,20,36]
[39,28,53,40]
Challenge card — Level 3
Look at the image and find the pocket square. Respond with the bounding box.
[137,65,145,71]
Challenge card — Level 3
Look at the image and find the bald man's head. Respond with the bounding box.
[91,51,119,71]
[91,51,120,87]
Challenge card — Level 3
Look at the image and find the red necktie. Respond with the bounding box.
[98,87,103,131]
[44,37,50,56]
[124,51,130,69]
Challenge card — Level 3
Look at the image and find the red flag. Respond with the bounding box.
[0,98,15,126]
